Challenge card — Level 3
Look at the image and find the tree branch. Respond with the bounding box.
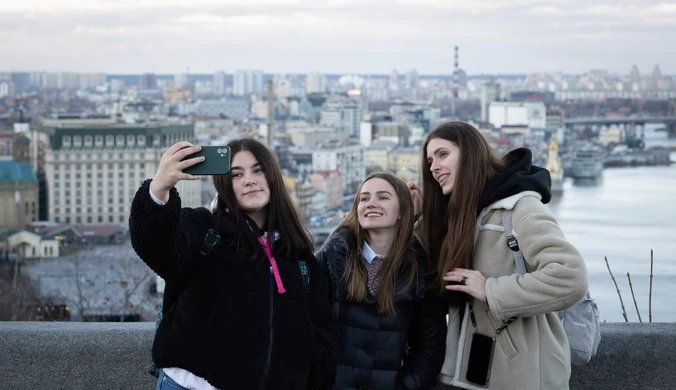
[627,272,642,323]
[649,249,654,323]
[605,256,628,322]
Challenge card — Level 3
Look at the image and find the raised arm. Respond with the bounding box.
[129,142,208,281]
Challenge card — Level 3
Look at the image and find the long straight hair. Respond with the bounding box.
[212,137,313,260]
[336,172,418,315]
[420,122,503,295]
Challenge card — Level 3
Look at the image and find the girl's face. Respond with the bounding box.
[357,178,400,232]
[426,138,461,196]
[230,151,270,213]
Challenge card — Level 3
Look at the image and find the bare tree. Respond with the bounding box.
[65,245,95,321]
[105,255,153,322]
[62,245,156,322]
[0,272,41,321]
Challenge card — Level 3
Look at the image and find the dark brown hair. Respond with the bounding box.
[419,122,503,295]
[212,137,313,260]
[337,172,418,315]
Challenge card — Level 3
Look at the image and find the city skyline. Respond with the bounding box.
[0,0,675,75]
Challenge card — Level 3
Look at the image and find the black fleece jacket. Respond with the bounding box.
[129,179,338,390]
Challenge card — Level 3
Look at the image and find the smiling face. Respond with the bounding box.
[230,150,270,215]
[426,137,462,196]
[356,178,401,232]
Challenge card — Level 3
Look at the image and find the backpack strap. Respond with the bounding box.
[298,260,311,294]
[200,228,221,255]
[502,209,531,275]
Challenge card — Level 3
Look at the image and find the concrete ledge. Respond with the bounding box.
[1,322,675,389]
[1,322,156,390]
[570,322,676,389]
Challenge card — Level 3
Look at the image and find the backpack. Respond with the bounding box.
[502,209,601,366]
[147,228,312,377]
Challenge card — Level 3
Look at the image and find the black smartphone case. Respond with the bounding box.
[466,332,495,387]
[182,146,231,176]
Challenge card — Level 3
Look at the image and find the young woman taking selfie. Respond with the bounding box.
[130,138,338,390]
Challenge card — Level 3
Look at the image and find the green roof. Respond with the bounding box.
[0,161,37,183]
[14,135,30,144]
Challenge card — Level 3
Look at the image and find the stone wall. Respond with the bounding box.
[1,322,675,389]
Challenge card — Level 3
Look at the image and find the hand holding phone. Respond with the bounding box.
[151,142,204,202]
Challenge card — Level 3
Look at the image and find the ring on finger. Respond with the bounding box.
[460,276,468,285]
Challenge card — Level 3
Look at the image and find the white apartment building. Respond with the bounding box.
[40,120,201,228]
[312,141,365,196]
[288,126,345,147]
[306,72,327,94]
[481,81,501,122]
[320,98,364,136]
[213,71,226,95]
[0,81,14,98]
[233,70,264,96]
[488,101,546,129]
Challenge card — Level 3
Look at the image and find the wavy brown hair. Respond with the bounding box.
[212,137,313,260]
[419,122,503,295]
[337,172,418,315]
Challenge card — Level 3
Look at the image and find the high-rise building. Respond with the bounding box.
[139,73,158,90]
[39,120,201,227]
[10,72,31,94]
[79,73,106,90]
[312,140,365,197]
[405,69,419,89]
[306,72,326,94]
[57,72,80,89]
[42,73,59,89]
[233,70,264,96]
[629,65,640,84]
[213,71,226,95]
[0,80,14,98]
[481,79,501,122]
[651,65,663,91]
[389,69,399,90]
[320,97,365,136]
[174,73,190,89]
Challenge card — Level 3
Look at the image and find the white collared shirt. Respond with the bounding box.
[362,241,384,264]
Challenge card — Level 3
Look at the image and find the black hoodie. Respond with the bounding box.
[477,148,552,213]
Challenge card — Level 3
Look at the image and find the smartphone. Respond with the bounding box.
[466,332,495,387]
[181,146,231,176]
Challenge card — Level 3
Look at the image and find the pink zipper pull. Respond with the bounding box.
[257,236,286,294]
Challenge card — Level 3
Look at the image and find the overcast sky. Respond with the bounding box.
[0,0,674,75]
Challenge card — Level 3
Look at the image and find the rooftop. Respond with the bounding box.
[0,160,37,184]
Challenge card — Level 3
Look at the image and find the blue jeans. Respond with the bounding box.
[156,370,190,390]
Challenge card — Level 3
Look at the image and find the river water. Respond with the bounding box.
[546,156,676,322]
